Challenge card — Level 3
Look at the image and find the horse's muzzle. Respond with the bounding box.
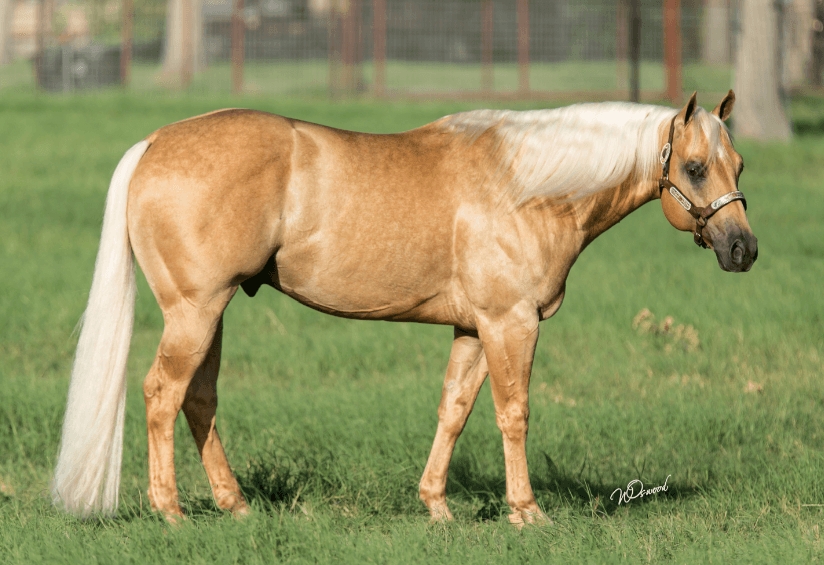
[714,224,758,272]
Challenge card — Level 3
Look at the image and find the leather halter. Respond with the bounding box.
[658,114,746,249]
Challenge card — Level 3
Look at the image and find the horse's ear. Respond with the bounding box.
[712,89,735,121]
[678,92,698,125]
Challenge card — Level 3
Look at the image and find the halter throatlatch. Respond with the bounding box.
[658,114,746,249]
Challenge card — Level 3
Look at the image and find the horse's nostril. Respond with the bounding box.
[731,240,745,265]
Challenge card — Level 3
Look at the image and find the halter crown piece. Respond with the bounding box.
[658,114,747,249]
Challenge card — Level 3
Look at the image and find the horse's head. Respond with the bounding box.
[659,91,757,273]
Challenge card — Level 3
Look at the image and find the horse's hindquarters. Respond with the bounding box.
[128,111,295,308]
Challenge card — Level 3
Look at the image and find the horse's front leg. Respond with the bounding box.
[477,306,547,526]
[419,328,488,521]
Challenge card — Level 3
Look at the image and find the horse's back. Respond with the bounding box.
[127,109,476,323]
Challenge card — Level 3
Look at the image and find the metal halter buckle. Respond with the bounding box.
[659,143,671,167]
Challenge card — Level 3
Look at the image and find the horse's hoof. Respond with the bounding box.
[215,492,250,518]
[231,503,251,518]
[149,492,186,523]
[163,508,186,524]
[428,504,454,523]
[508,509,552,528]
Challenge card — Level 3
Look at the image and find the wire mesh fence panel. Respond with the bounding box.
[198,0,331,96]
[0,0,165,93]
[1,0,819,99]
[380,1,485,95]
[326,0,736,99]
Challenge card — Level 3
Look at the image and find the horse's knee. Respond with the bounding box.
[495,403,530,441]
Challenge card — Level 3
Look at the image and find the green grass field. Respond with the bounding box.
[1,58,735,98]
[1,91,823,563]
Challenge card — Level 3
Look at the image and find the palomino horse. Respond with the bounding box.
[52,91,756,523]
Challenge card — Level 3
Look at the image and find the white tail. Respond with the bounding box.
[51,140,150,518]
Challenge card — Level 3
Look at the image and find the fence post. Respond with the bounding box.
[33,0,45,86]
[664,0,682,103]
[232,0,245,95]
[340,0,362,93]
[629,0,640,102]
[180,0,193,87]
[481,0,493,94]
[813,1,824,86]
[616,0,627,94]
[328,2,339,96]
[121,0,133,87]
[373,0,386,97]
[342,0,353,92]
[517,0,529,94]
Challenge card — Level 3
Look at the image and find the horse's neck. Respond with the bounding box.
[570,177,660,247]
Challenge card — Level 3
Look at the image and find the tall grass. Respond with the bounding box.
[0,93,822,563]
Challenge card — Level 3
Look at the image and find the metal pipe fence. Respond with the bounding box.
[1,0,820,101]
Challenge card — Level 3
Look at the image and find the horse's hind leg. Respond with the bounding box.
[143,289,235,520]
[181,316,248,515]
[419,328,488,521]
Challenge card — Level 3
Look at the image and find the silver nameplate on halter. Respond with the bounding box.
[711,191,745,210]
[669,186,692,211]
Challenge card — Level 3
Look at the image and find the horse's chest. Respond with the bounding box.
[538,287,566,321]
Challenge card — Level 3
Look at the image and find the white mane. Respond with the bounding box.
[441,102,728,205]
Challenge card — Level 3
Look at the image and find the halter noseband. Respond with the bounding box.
[658,114,746,249]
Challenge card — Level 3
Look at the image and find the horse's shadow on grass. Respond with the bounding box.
[174,449,705,522]
[444,452,702,521]
[113,455,318,521]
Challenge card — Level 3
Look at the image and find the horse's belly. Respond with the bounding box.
[272,237,462,324]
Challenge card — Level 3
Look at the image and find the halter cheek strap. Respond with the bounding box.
[658,114,747,249]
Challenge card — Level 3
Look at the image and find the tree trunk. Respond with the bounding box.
[782,0,813,89]
[734,0,792,141]
[0,0,15,64]
[702,0,730,65]
[812,0,824,86]
[161,0,205,84]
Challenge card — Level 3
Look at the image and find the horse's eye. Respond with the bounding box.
[686,162,704,180]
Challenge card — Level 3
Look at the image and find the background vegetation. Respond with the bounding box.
[0,57,735,98]
[0,92,823,563]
